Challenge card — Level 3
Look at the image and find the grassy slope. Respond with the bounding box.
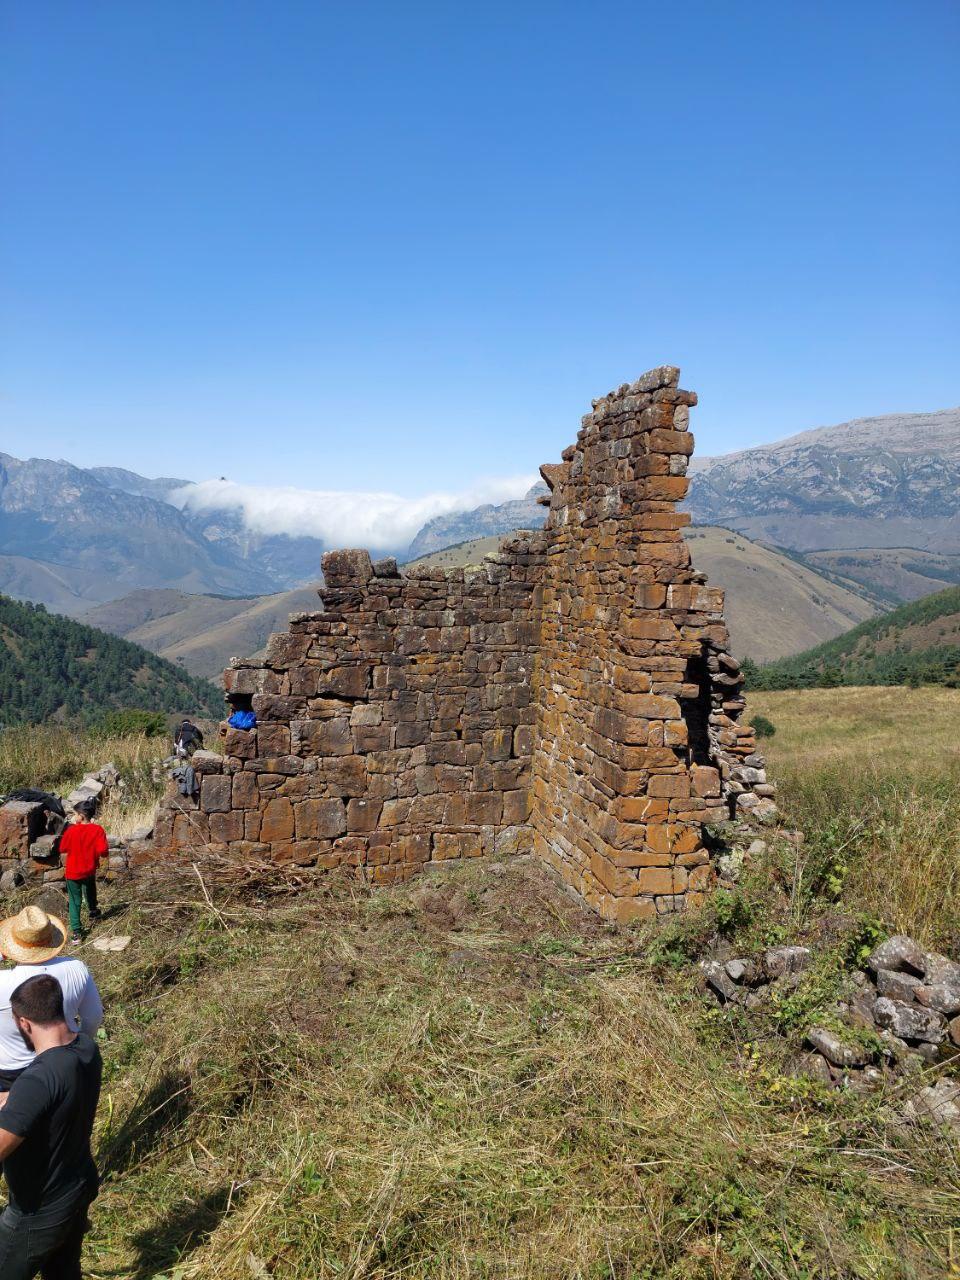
[163,583,321,676]
[0,553,109,616]
[84,583,323,678]
[753,586,960,688]
[750,685,960,945]
[804,547,960,605]
[10,687,955,1278]
[408,527,878,662]
[683,528,876,661]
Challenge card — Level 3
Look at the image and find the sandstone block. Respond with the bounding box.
[322,548,374,584]
[257,723,292,756]
[648,428,694,455]
[209,810,244,843]
[261,797,295,843]
[433,832,482,860]
[607,896,657,924]
[347,798,382,833]
[502,790,529,825]
[200,776,232,814]
[691,766,721,798]
[224,728,257,760]
[0,802,45,857]
[618,694,681,720]
[647,774,690,799]
[637,867,687,895]
[295,799,347,840]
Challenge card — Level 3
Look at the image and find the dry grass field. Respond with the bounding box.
[751,686,960,949]
[0,725,170,839]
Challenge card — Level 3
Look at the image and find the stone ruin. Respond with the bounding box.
[153,365,775,922]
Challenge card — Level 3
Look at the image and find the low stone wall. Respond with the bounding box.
[153,365,774,920]
[155,544,545,881]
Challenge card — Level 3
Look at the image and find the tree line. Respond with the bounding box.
[0,594,222,727]
[743,586,960,691]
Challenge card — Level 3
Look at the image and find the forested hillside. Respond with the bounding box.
[0,594,221,725]
[747,586,960,689]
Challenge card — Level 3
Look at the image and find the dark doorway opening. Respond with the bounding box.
[683,652,713,766]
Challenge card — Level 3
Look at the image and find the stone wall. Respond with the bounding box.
[528,367,772,922]
[154,543,547,882]
[153,365,774,919]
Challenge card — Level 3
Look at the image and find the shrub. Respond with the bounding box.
[752,713,776,738]
[99,709,169,738]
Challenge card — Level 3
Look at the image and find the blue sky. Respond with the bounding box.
[2,1,958,509]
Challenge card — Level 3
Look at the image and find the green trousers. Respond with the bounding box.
[66,876,98,935]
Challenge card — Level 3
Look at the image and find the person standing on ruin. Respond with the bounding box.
[174,719,203,759]
[0,974,103,1278]
[58,801,108,943]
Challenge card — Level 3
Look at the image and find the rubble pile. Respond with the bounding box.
[0,764,129,893]
[702,932,960,1129]
[152,366,774,922]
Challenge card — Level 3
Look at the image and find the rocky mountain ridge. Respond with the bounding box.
[0,452,275,610]
[686,407,960,552]
[407,483,549,558]
[4,404,958,618]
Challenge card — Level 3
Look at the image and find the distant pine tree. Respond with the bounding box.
[752,587,960,690]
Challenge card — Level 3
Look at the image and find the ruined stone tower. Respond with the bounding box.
[154,366,774,920]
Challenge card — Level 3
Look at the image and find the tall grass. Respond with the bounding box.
[0,725,168,838]
[750,687,960,949]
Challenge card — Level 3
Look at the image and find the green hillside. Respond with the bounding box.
[748,585,960,689]
[0,594,222,726]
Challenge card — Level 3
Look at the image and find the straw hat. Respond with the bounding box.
[0,906,68,965]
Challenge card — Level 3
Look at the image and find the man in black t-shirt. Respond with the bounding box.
[0,974,102,1279]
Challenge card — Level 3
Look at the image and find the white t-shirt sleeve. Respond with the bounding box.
[75,971,104,1033]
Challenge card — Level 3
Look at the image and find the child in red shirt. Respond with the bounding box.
[58,800,108,942]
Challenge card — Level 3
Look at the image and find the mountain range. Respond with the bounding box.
[0,453,325,615]
[3,403,958,676]
[688,408,960,553]
[407,484,549,558]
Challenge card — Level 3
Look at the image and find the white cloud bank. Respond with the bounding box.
[171,474,539,551]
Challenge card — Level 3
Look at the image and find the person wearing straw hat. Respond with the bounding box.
[0,973,102,1279]
[0,907,103,1096]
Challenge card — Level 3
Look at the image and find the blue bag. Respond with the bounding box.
[228,709,257,731]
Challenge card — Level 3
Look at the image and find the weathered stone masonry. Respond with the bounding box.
[154,366,774,920]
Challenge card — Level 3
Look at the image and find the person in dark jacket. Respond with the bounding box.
[174,720,203,759]
[0,973,102,1279]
